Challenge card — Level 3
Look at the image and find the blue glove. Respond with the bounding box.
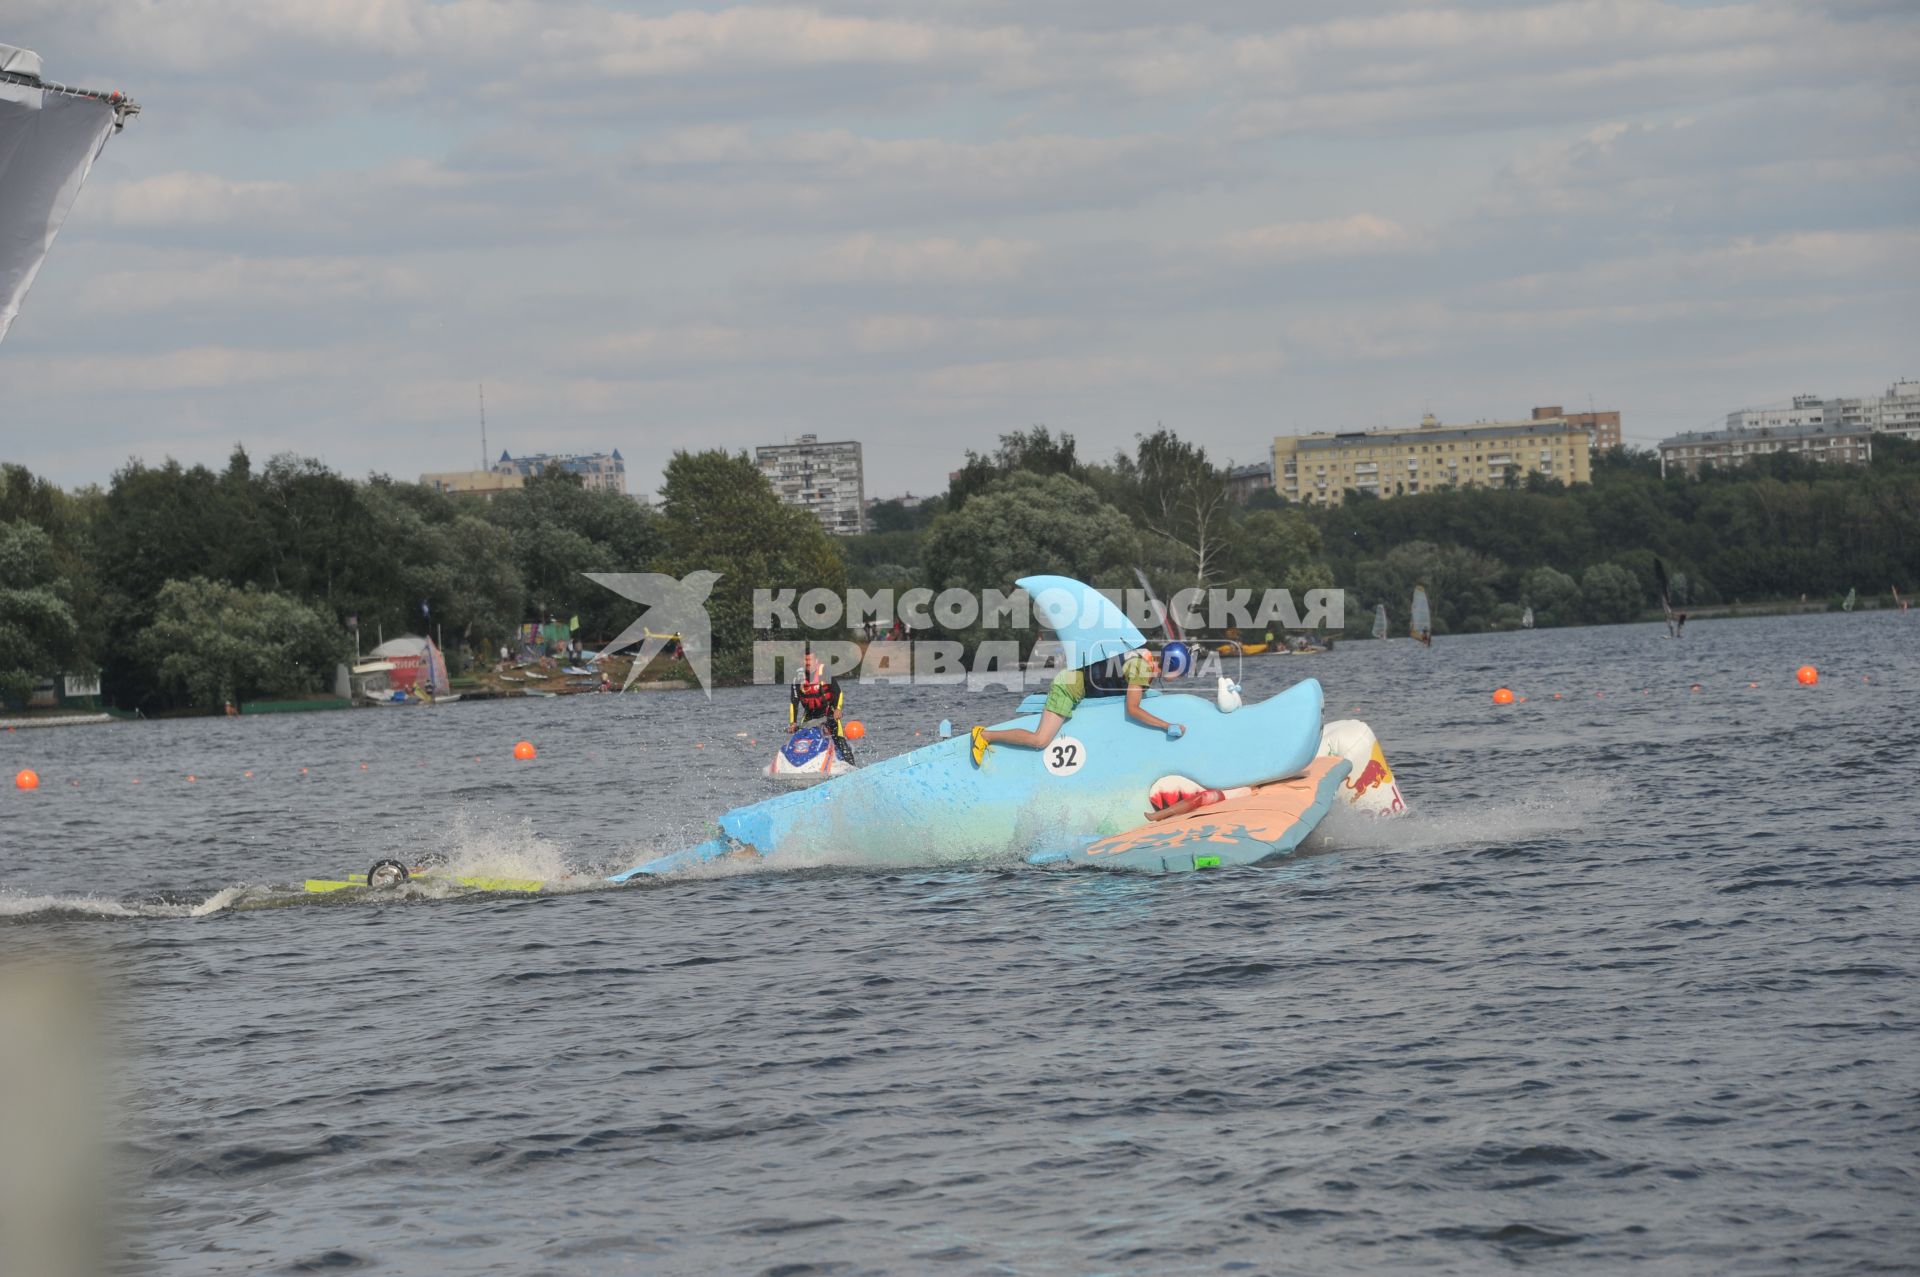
[1165,723,1186,741]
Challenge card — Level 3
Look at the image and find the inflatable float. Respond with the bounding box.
[304,859,544,895]
[609,575,1406,879]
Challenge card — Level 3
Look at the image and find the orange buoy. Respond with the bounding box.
[186,774,196,783]
[1690,683,1702,693]
[513,740,537,760]
[845,720,866,740]
[1796,665,1819,686]
[1749,682,1758,688]
[243,770,253,778]
[1492,688,1515,705]
[15,769,39,791]
[1552,692,1562,700]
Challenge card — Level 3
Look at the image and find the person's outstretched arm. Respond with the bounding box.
[1125,685,1172,732]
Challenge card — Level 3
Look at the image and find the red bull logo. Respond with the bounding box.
[1348,753,1392,796]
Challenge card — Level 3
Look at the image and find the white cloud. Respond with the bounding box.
[808,234,1039,285]
[73,254,429,314]
[91,173,300,228]
[1223,214,1418,260]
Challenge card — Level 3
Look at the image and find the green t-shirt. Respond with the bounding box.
[1043,652,1154,718]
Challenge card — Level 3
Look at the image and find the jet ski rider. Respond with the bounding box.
[790,652,856,764]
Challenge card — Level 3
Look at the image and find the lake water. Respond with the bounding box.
[3,613,1915,1274]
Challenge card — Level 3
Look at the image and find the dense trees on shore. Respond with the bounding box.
[0,448,835,708]
[3,430,1914,708]
[855,431,1920,638]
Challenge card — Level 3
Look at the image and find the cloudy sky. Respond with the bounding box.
[4,0,1916,500]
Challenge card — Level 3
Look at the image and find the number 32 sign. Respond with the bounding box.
[1043,737,1086,777]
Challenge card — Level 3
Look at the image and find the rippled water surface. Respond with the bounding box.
[4,613,1916,1274]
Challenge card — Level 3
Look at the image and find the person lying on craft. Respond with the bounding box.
[971,646,1181,766]
[790,652,857,763]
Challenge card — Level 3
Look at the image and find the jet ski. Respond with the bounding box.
[765,724,855,781]
[610,576,1408,878]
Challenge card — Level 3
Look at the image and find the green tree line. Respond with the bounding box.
[0,449,839,709]
[6,430,1915,707]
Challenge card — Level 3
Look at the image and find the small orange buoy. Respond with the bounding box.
[845,720,866,740]
[1749,682,1758,688]
[243,770,253,778]
[186,775,196,783]
[359,762,368,770]
[300,767,309,775]
[1796,665,1819,686]
[1552,693,1562,700]
[15,769,39,791]
[1690,683,1702,693]
[1492,688,1515,705]
[513,740,537,760]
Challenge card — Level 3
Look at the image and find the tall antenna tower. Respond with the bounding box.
[478,383,488,470]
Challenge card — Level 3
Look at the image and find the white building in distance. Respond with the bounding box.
[1658,380,1920,476]
[1725,394,1828,432]
[1823,380,1920,443]
[757,435,866,535]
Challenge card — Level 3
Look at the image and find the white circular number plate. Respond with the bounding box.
[1043,736,1087,777]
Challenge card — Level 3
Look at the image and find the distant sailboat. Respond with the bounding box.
[1842,587,1857,612]
[1521,606,1535,630]
[1411,585,1432,647]
[1372,603,1389,641]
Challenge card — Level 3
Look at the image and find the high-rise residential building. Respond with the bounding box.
[1533,405,1622,450]
[491,449,627,493]
[1272,412,1592,506]
[1821,380,1920,443]
[757,434,865,535]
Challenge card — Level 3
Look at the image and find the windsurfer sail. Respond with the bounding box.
[1410,585,1432,647]
[1896,585,1910,613]
[1842,587,1857,612]
[1372,603,1389,641]
[1655,556,1681,638]
[1522,605,1535,630]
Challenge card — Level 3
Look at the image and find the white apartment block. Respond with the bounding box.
[756,434,866,535]
[1823,380,1920,443]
